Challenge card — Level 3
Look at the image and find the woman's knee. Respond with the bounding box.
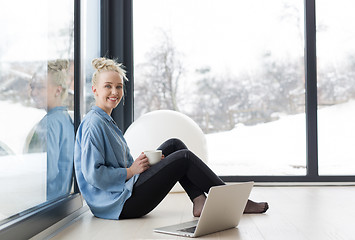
[159,138,188,156]
[168,138,188,150]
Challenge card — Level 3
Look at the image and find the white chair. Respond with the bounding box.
[124,110,208,192]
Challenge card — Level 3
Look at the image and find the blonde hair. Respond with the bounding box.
[48,59,69,100]
[91,57,128,86]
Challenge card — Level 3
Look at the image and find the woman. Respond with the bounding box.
[29,59,74,201]
[74,57,268,220]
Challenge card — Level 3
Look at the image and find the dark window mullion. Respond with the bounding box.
[73,0,81,194]
[304,0,319,177]
[74,0,81,133]
[100,0,134,133]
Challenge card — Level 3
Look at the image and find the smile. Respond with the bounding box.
[108,97,118,102]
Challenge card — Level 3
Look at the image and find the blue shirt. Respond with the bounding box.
[74,106,139,219]
[28,106,74,201]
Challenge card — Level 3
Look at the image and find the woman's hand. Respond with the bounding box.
[126,152,150,180]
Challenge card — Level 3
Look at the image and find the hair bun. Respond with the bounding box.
[91,57,128,86]
[48,59,69,72]
[92,57,117,71]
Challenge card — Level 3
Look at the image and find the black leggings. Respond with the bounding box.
[119,138,225,219]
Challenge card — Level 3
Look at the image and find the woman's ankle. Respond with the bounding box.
[193,194,206,217]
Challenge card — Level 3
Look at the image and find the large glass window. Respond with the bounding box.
[0,0,74,222]
[81,0,100,116]
[133,0,305,176]
[316,0,355,175]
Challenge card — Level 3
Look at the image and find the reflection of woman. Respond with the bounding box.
[29,60,74,201]
[74,57,268,220]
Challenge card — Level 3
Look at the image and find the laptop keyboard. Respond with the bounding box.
[178,226,196,233]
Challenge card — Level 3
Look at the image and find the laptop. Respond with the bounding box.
[154,181,254,238]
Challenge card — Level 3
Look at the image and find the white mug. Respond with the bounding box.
[144,150,162,165]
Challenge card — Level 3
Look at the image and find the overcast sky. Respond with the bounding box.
[133,0,355,75]
[0,0,73,62]
[1,0,354,70]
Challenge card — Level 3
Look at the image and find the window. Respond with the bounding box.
[81,0,101,116]
[0,0,75,223]
[316,0,355,175]
[133,0,306,176]
[0,0,131,239]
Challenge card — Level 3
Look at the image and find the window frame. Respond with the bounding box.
[220,0,354,183]
[0,0,135,238]
[127,0,355,183]
[0,0,83,238]
[100,0,134,132]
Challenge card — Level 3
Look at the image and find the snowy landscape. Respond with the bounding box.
[207,100,355,176]
[1,99,354,176]
[0,99,354,220]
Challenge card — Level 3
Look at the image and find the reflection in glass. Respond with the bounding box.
[28,60,74,200]
[0,0,74,222]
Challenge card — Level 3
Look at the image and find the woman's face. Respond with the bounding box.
[30,77,47,109]
[92,71,124,115]
[30,74,62,110]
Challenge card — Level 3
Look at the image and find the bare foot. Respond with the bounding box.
[193,194,206,217]
[243,200,269,214]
